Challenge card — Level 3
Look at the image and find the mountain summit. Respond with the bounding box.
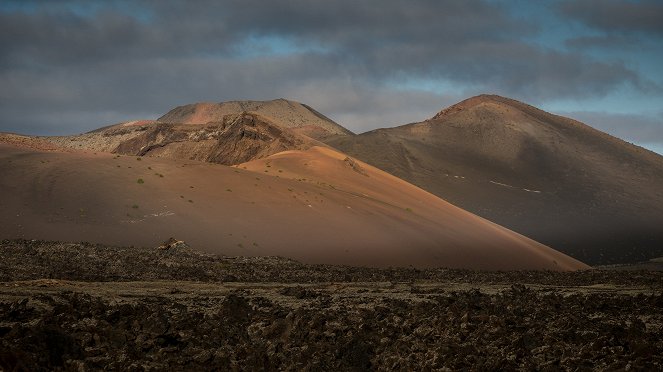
[42,99,354,165]
[158,98,353,140]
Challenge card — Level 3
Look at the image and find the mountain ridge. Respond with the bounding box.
[157,98,353,140]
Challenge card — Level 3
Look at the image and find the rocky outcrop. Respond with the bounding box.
[157,98,353,140]
[106,112,318,165]
[157,237,189,251]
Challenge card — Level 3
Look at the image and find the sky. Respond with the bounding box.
[1,0,662,154]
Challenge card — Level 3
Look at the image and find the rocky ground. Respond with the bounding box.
[1,239,662,371]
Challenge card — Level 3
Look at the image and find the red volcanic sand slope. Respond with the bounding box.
[0,143,588,270]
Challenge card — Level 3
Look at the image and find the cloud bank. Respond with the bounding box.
[0,0,661,145]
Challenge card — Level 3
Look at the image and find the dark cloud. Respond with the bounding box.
[0,0,660,136]
[558,0,663,35]
[561,111,663,144]
[565,34,644,50]
[282,81,460,132]
[0,6,232,68]
[0,1,529,66]
[0,51,456,135]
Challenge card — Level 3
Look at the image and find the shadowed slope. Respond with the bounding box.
[239,146,587,270]
[0,143,587,270]
[327,95,663,265]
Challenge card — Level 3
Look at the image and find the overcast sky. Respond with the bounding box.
[1,0,662,154]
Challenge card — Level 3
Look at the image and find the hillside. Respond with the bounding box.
[327,94,663,264]
[0,142,587,270]
[158,98,353,140]
[42,112,320,165]
[42,99,352,164]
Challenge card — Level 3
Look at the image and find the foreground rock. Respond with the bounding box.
[1,239,662,370]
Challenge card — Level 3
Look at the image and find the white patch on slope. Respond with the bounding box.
[490,181,541,194]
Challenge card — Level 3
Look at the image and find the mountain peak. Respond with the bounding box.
[329,93,663,265]
[430,94,516,120]
[157,98,353,140]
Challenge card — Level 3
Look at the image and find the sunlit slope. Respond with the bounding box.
[0,143,587,270]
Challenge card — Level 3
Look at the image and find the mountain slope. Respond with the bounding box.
[42,98,352,164]
[158,98,353,140]
[327,94,663,264]
[43,112,321,165]
[0,142,588,270]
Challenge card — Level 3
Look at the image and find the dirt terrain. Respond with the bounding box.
[1,239,662,371]
[328,95,663,265]
[0,142,587,270]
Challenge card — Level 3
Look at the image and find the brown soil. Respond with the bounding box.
[0,143,587,270]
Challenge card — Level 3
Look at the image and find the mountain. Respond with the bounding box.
[42,99,352,165]
[0,141,587,270]
[158,98,353,140]
[327,94,663,265]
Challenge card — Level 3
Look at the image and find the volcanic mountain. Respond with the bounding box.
[158,98,353,140]
[327,95,663,265]
[0,140,587,270]
[43,99,352,166]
